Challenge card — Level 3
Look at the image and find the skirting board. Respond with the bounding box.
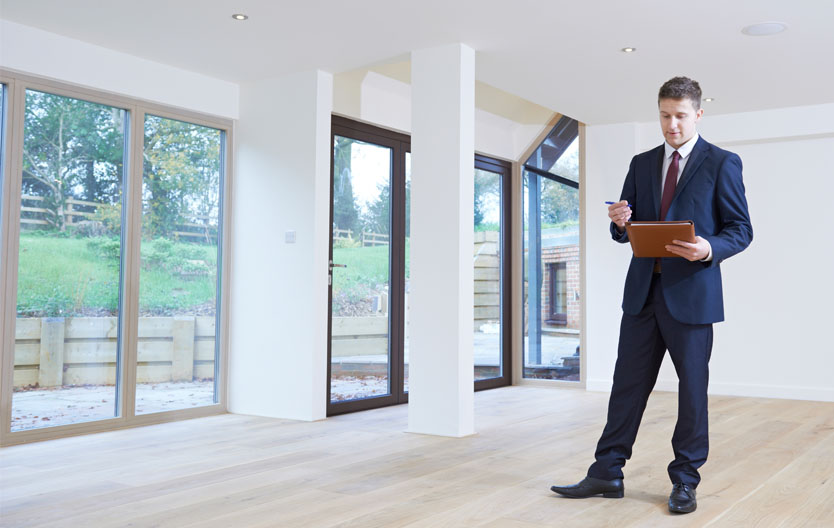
[586,378,834,403]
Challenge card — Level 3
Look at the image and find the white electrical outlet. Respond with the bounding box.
[285,230,296,243]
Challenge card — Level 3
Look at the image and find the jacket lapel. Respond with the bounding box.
[671,136,709,204]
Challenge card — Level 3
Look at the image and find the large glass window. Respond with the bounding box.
[523,117,581,381]
[12,89,128,430]
[329,135,393,403]
[1,75,231,444]
[329,117,511,415]
[137,114,223,414]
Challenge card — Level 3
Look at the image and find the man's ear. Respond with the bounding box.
[695,108,704,121]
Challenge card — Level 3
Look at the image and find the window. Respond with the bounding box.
[137,114,224,414]
[548,262,567,325]
[523,116,581,382]
[328,116,512,415]
[0,73,231,445]
[12,89,128,431]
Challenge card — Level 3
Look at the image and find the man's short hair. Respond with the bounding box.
[658,77,702,110]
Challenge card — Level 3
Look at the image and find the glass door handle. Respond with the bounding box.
[329,261,347,270]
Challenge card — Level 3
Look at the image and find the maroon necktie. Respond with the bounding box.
[660,151,680,220]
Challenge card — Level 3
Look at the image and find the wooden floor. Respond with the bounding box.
[1,386,833,527]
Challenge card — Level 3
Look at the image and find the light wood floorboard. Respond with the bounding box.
[1,387,833,527]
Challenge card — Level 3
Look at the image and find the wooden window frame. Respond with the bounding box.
[0,69,234,446]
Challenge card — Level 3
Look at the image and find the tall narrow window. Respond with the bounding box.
[137,115,224,414]
[329,134,393,404]
[523,116,581,381]
[13,89,128,430]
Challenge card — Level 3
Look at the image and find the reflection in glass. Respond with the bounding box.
[137,115,223,414]
[13,90,127,430]
[330,136,392,402]
[474,168,502,380]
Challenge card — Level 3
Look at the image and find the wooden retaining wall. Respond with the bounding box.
[474,230,500,331]
[13,316,216,388]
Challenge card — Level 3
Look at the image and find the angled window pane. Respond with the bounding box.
[526,118,579,183]
[523,116,581,381]
[137,115,223,414]
[13,89,127,431]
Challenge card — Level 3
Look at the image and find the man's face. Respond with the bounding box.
[659,98,703,149]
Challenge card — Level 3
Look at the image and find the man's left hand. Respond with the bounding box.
[665,237,711,261]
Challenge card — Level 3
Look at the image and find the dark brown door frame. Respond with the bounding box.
[328,116,410,415]
[327,116,512,415]
[474,154,512,392]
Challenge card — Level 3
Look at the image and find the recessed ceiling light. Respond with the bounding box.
[231,13,248,21]
[704,98,714,102]
[621,47,636,53]
[742,22,787,36]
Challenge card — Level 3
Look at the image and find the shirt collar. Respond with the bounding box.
[665,132,699,159]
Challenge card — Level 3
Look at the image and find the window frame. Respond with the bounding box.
[0,69,234,446]
[515,115,586,387]
[327,116,514,416]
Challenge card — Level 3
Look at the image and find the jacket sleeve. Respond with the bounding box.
[703,153,753,267]
[610,156,638,243]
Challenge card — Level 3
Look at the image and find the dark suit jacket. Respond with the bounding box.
[610,136,753,325]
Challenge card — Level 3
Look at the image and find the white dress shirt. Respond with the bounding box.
[661,132,712,261]
[662,132,699,194]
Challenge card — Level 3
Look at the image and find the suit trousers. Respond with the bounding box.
[587,274,713,488]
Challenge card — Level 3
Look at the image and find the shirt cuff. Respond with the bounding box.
[700,241,713,262]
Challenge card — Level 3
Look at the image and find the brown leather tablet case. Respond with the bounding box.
[624,221,696,258]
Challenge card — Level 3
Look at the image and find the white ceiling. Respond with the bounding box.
[1,0,831,125]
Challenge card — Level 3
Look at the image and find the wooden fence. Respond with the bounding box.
[13,316,216,389]
[333,228,389,247]
[21,195,217,242]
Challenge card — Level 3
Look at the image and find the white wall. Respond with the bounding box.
[585,104,834,402]
[0,20,238,119]
[333,70,550,161]
[228,70,332,421]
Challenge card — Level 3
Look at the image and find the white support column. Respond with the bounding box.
[408,43,476,437]
[228,70,332,421]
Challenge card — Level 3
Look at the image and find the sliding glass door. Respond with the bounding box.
[328,116,512,415]
[0,73,231,444]
[328,118,408,413]
[473,156,511,389]
[12,89,128,431]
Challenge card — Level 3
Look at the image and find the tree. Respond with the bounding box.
[363,181,391,235]
[21,91,124,231]
[142,115,221,239]
[474,169,500,228]
[333,137,361,236]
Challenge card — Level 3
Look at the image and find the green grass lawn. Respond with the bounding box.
[16,232,217,317]
[17,233,411,318]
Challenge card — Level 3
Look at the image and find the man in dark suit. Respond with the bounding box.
[551,77,753,514]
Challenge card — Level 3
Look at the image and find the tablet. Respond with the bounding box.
[624,221,696,258]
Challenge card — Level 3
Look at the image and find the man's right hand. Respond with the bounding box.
[608,200,632,232]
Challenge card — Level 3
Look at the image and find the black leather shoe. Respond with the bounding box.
[668,482,697,513]
[550,476,624,498]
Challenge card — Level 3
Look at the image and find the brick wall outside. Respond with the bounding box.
[539,244,580,329]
